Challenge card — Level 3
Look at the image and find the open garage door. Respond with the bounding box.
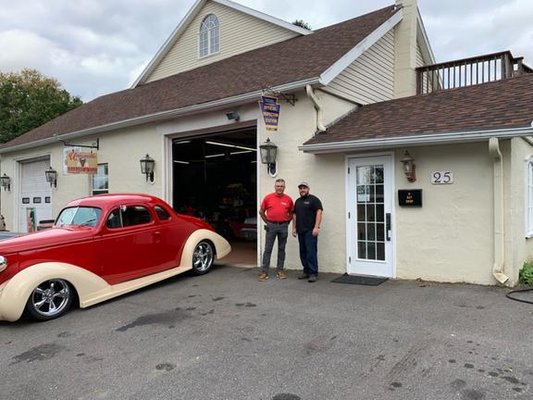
[172,126,257,265]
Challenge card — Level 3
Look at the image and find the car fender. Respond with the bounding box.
[0,262,109,322]
[179,229,231,266]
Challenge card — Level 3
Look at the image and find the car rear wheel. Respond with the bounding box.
[25,279,73,321]
[192,241,214,275]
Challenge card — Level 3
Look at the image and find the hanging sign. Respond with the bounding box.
[63,147,98,174]
[259,96,280,132]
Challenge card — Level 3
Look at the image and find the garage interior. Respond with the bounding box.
[172,126,257,266]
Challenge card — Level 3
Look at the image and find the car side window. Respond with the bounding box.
[154,205,171,221]
[122,205,152,227]
[106,209,122,229]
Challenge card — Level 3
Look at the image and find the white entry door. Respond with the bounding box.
[347,156,393,277]
[19,159,53,233]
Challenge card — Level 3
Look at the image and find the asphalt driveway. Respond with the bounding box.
[1,264,532,399]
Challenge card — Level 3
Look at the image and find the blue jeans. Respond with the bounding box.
[298,231,318,276]
[261,222,288,273]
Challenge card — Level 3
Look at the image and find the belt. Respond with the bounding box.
[267,220,288,224]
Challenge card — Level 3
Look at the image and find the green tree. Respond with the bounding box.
[0,69,83,143]
[293,19,312,30]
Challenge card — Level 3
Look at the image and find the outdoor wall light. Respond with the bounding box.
[259,138,278,177]
[225,111,240,121]
[0,174,11,191]
[140,154,155,182]
[400,151,416,182]
[45,167,57,188]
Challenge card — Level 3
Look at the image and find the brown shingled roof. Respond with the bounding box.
[304,72,533,146]
[2,5,397,150]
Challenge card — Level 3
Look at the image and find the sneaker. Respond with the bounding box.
[276,271,287,279]
[258,272,269,282]
[308,275,317,283]
[297,273,309,280]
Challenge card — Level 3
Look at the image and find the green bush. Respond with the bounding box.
[519,259,533,286]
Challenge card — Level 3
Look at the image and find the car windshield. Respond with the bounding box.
[55,206,102,227]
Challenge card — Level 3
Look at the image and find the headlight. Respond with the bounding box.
[0,256,7,272]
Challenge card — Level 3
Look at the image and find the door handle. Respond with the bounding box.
[386,213,391,241]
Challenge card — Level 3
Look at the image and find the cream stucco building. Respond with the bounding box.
[1,0,533,286]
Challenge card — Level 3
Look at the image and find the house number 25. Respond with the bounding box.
[431,171,453,184]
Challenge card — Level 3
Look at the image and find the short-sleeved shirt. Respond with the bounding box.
[260,193,294,222]
[294,194,323,233]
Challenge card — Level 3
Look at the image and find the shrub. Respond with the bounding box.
[519,258,533,286]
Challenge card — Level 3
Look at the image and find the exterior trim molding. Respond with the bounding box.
[299,125,533,154]
[319,9,403,85]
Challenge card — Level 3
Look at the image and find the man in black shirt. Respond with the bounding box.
[292,181,323,282]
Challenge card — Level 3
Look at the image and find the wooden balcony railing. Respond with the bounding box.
[416,51,532,95]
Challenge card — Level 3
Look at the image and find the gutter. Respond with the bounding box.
[306,85,327,132]
[0,77,320,154]
[488,137,509,285]
[299,125,533,153]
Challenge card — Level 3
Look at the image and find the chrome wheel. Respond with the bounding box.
[192,241,214,274]
[26,279,73,321]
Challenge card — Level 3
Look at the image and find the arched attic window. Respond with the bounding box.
[199,14,220,57]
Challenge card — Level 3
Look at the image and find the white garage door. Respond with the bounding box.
[19,159,53,233]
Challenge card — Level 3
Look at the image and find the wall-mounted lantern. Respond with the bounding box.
[45,167,57,188]
[259,138,278,177]
[140,154,155,182]
[400,151,416,182]
[0,174,11,191]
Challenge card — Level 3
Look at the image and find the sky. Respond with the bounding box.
[0,0,532,102]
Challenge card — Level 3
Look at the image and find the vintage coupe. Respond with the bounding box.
[0,194,231,322]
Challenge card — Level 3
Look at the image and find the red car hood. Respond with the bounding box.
[0,227,93,255]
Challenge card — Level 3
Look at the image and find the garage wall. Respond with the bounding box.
[393,143,495,284]
[256,90,357,273]
[509,137,533,283]
[0,125,163,232]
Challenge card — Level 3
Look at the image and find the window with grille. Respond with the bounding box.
[92,163,108,195]
[199,14,220,57]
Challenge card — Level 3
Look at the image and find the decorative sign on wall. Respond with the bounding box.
[63,147,98,175]
[398,189,422,207]
[259,96,280,132]
[431,171,454,184]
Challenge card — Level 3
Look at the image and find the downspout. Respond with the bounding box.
[488,137,509,284]
[306,85,327,132]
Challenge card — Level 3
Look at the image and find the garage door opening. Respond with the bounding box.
[172,127,257,266]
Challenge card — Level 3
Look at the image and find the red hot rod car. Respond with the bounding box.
[0,194,231,322]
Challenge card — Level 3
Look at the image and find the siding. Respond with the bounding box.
[416,39,429,92]
[323,30,394,105]
[146,1,300,83]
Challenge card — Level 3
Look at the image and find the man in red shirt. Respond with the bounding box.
[258,178,294,281]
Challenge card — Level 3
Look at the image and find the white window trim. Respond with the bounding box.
[198,14,220,58]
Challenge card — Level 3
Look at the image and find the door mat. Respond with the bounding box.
[331,274,388,286]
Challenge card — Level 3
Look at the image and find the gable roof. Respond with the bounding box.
[0,5,399,153]
[301,73,533,153]
[133,0,312,87]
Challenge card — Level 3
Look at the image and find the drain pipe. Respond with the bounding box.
[306,85,327,132]
[488,137,509,284]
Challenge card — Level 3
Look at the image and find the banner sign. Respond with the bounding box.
[63,147,98,174]
[259,96,280,132]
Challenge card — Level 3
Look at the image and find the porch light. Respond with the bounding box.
[45,167,57,188]
[0,174,11,191]
[400,151,416,182]
[259,138,278,176]
[140,154,155,182]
